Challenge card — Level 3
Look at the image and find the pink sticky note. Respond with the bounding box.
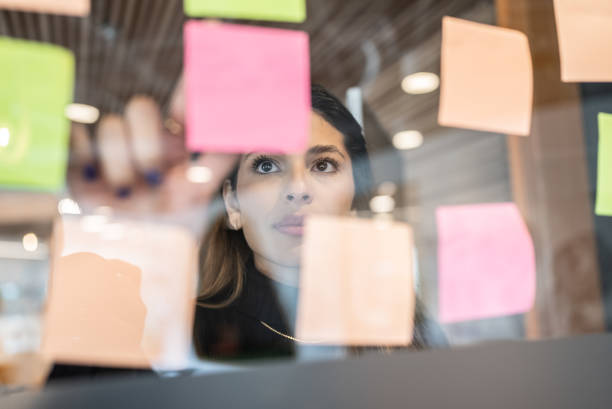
[296,216,414,346]
[553,0,612,82]
[438,17,533,136]
[44,217,198,369]
[184,21,310,153]
[436,203,536,323]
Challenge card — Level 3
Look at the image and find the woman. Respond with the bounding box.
[193,85,446,361]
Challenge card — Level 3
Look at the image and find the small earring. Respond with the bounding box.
[227,214,242,230]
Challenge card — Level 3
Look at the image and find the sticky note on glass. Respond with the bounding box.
[0,0,90,15]
[296,216,414,346]
[184,21,310,153]
[44,217,198,369]
[438,17,533,136]
[553,0,612,82]
[184,0,305,23]
[436,203,536,323]
[596,113,612,216]
[0,38,74,191]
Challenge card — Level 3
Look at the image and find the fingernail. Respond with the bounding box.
[82,164,98,181]
[116,186,132,198]
[145,170,163,186]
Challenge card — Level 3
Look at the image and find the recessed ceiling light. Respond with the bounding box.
[392,130,424,150]
[22,233,38,252]
[369,195,396,214]
[65,103,100,124]
[186,165,212,184]
[401,72,440,95]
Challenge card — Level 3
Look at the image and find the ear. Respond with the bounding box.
[222,179,242,230]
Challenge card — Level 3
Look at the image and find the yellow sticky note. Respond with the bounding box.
[0,37,74,191]
[554,0,612,82]
[596,113,612,216]
[0,0,90,16]
[296,216,414,346]
[184,0,306,23]
[438,17,533,136]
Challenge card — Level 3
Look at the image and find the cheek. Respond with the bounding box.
[313,173,355,214]
[235,179,281,230]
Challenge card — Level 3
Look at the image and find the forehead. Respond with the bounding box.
[310,111,345,149]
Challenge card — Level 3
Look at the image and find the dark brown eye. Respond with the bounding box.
[312,159,338,173]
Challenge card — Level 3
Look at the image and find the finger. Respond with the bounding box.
[96,114,136,198]
[168,74,184,126]
[124,96,164,186]
[69,123,97,181]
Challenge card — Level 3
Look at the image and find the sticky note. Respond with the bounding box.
[553,0,612,82]
[0,38,74,191]
[184,0,305,23]
[184,21,310,154]
[596,113,612,216]
[44,217,198,369]
[438,17,533,136]
[296,216,414,346]
[0,0,90,15]
[436,203,536,323]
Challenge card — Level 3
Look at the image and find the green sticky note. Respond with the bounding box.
[0,37,74,191]
[184,0,306,23]
[596,112,612,216]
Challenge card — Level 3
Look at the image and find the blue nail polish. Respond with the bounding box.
[116,186,132,198]
[145,170,163,186]
[82,164,97,181]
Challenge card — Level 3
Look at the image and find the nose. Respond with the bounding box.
[285,164,312,205]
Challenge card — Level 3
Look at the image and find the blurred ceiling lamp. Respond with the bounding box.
[401,72,440,95]
[22,233,38,252]
[392,130,424,150]
[58,198,81,215]
[369,195,396,214]
[0,0,90,16]
[65,103,100,124]
[186,165,212,184]
[0,127,9,147]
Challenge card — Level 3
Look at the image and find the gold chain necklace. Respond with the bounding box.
[259,320,325,344]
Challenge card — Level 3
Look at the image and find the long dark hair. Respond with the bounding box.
[196,85,439,349]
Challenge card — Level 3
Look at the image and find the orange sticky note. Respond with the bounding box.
[296,216,414,346]
[438,17,533,136]
[553,0,612,82]
[0,0,90,16]
[44,217,197,369]
[436,203,536,323]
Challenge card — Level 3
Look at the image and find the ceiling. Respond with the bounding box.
[0,0,493,139]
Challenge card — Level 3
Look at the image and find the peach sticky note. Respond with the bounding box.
[436,203,536,323]
[44,217,198,369]
[184,0,306,23]
[0,0,90,16]
[596,113,612,216]
[438,17,533,136]
[184,21,310,153]
[296,216,414,346]
[553,0,612,82]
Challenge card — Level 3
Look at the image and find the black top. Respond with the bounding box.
[193,258,448,361]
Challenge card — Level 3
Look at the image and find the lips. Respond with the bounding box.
[274,215,305,236]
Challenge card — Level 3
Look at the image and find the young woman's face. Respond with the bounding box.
[224,112,356,268]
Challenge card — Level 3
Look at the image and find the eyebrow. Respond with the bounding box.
[243,145,346,161]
